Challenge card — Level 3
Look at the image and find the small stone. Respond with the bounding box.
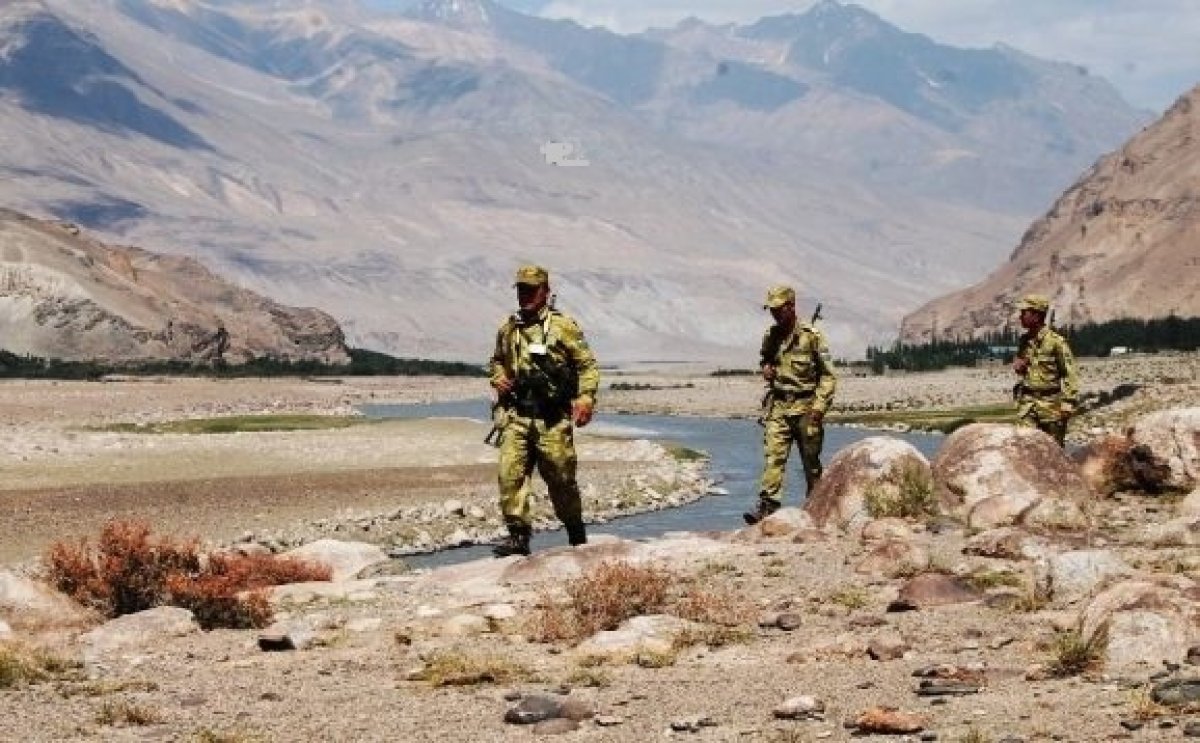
[916,680,982,696]
[504,696,561,725]
[920,733,938,742]
[1151,678,1200,707]
[503,690,523,702]
[1186,646,1200,666]
[670,719,699,732]
[594,715,624,727]
[855,706,926,734]
[1183,721,1200,737]
[1119,720,1143,731]
[774,695,825,720]
[777,613,803,631]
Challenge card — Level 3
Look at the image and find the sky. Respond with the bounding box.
[495,0,1200,111]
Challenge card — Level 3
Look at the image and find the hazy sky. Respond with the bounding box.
[496,0,1200,111]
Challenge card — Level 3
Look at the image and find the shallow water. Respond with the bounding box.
[360,400,944,568]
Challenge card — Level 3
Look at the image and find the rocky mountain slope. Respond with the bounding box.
[0,0,1148,361]
[0,209,349,364]
[901,85,1200,343]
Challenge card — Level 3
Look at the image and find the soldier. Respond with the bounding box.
[1012,294,1079,446]
[488,264,600,557]
[744,285,838,525]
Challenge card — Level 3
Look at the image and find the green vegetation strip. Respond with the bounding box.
[91,414,365,435]
[829,403,1017,434]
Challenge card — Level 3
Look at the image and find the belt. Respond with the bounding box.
[511,400,567,420]
[773,389,815,402]
[1023,386,1061,398]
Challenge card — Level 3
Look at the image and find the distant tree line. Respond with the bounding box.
[0,347,484,380]
[866,315,1200,373]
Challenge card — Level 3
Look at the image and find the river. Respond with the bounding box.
[361,400,945,568]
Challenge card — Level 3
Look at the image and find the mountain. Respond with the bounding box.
[0,0,1150,363]
[899,85,1200,343]
[0,209,349,364]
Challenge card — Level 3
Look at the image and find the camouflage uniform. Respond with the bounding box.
[1014,295,1079,446]
[757,287,838,507]
[488,275,599,537]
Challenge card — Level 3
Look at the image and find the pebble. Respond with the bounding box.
[594,716,624,727]
[504,696,561,725]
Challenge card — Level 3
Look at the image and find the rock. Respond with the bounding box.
[1188,645,1200,666]
[1074,436,1145,495]
[756,508,816,538]
[804,437,931,531]
[594,715,624,727]
[855,706,926,734]
[915,679,982,696]
[80,607,200,671]
[574,615,696,664]
[1020,497,1090,531]
[776,613,803,631]
[1131,516,1200,547]
[1129,408,1200,491]
[1181,488,1200,517]
[282,539,387,581]
[1040,550,1132,604]
[773,695,825,719]
[504,695,561,725]
[963,527,1048,560]
[931,424,1096,530]
[889,573,982,611]
[860,517,916,542]
[0,570,91,630]
[1078,579,1200,672]
[867,629,910,660]
[1151,678,1200,707]
[855,538,931,578]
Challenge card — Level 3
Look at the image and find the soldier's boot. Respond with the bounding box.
[565,521,587,547]
[492,523,532,558]
[742,498,781,526]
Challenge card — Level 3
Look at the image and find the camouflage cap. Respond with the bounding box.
[1016,294,1050,313]
[513,264,549,286]
[764,285,796,309]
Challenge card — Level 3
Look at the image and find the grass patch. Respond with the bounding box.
[1046,628,1106,677]
[565,667,612,688]
[194,729,266,743]
[959,728,992,743]
[965,570,1024,591]
[91,414,362,435]
[828,585,870,611]
[864,460,937,519]
[0,645,82,688]
[417,649,529,687]
[95,700,162,726]
[664,444,708,462]
[830,404,1016,433]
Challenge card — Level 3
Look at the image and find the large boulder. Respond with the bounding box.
[80,606,200,674]
[931,424,1096,530]
[1129,408,1200,492]
[805,437,931,531]
[282,539,386,582]
[1077,578,1200,672]
[0,570,92,632]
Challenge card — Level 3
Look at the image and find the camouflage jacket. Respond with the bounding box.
[1016,326,1079,404]
[489,307,599,411]
[760,321,837,413]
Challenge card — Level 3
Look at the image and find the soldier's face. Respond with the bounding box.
[770,301,796,325]
[1019,308,1043,330]
[517,282,549,312]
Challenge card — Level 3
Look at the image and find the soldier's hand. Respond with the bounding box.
[1012,357,1029,375]
[571,399,594,427]
[494,375,514,395]
[808,409,824,426]
[761,364,776,382]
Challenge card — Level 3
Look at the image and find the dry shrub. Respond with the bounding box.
[530,561,671,642]
[45,520,330,629]
[95,699,162,726]
[47,521,200,616]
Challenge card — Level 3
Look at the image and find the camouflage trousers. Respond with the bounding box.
[497,413,582,528]
[1016,395,1070,447]
[759,402,825,504]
